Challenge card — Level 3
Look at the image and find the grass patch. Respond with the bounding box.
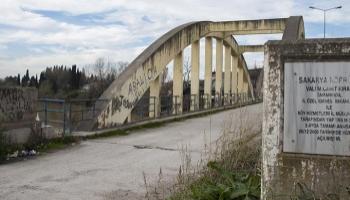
[36,136,80,152]
[86,129,129,139]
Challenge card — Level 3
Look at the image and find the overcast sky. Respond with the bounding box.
[0,0,349,78]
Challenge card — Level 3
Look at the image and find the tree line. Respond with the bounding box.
[0,58,128,99]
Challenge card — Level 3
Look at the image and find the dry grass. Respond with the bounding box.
[142,107,263,200]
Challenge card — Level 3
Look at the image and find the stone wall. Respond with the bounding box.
[262,39,350,199]
[0,87,38,144]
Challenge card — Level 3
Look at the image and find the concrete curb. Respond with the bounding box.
[73,100,262,137]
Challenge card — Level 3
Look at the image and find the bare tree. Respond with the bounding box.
[161,67,169,85]
[116,61,128,75]
[86,57,129,97]
[94,57,106,80]
[92,58,129,80]
[183,56,191,89]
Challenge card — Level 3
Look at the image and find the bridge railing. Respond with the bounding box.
[36,92,256,135]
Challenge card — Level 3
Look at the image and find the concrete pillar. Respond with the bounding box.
[190,40,200,111]
[149,75,161,118]
[244,76,249,92]
[224,45,231,105]
[204,37,212,109]
[215,39,223,104]
[243,75,249,101]
[127,113,132,123]
[237,62,244,103]
[231,55,238,94]
[173,52,183,114]
[237,65,244,93]
[231,55,238,102]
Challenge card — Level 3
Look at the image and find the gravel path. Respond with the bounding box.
[0,104,262,200]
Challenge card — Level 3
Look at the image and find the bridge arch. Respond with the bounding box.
[89,16,304,129]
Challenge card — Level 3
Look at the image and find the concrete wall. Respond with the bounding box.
[0,87,38,144]
[262,39,350,199]
[0,87,37,127]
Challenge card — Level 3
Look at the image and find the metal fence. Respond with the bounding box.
[36,92,254,134]
[37,98,109,135]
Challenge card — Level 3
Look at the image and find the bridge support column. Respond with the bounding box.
[215,38,223,106]
[231,55,238,103]
[149,75,161,118]
[173,52,183,115]
[224,45,231,105]
[191,40,200,111]
[243,75,249,102]
[237,63,244,102]
[128,113,132,123]
[204,37,212,109]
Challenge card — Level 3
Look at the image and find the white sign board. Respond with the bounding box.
[284,62,350,156]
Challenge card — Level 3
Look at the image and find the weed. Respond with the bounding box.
[164,107,263,200]
[189,161,260,200]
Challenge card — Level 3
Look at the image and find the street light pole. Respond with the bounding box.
[323,10,326,38]
[309,6,342,38]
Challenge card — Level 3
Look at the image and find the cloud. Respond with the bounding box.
[0,44,7,50]
[0,0,349,78]
[0,45,143,77]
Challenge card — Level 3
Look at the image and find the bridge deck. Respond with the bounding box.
[0,103,262,200]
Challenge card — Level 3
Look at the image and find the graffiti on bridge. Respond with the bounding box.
[128,66,158,97]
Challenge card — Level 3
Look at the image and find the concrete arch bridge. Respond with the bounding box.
[82,16,304,130]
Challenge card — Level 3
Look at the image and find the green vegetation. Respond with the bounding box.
[167,138,261,200]
[86,129,129,139]
[35,136,80,152]
[188,161,260,200]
